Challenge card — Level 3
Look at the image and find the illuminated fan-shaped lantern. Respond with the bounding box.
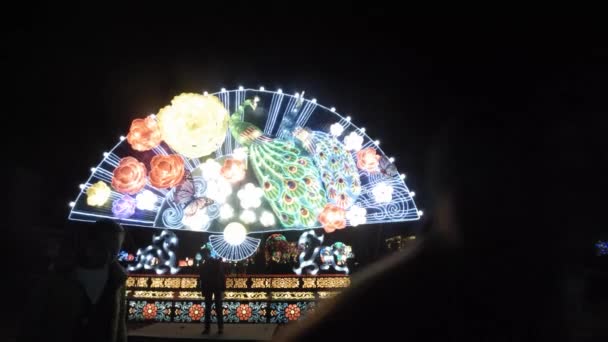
[68,87,420,261]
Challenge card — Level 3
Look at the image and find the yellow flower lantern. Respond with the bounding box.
[157,93,229,158]
[86,181,111,207]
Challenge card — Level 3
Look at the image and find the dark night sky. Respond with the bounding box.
[4,10,607,260]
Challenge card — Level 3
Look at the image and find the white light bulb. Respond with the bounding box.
[206,179,232,204]
[79,184,85,189]
[346,205,367,227]
[410,191,416,197]
[330,122,345,137]
[238,85,244,90]
[294,92,300,98]
[389,157,395,163]
[90,167,96,172]
[68,201,75,207]
[237,183,264,209]
[240,210,256,224]
[373,183,394,203]
[260,211,276,227]
[224,222,247,246]
[375,140,381,145]
[400,173,406,180]
[346,116,351,121]
[330,107,336,111]
[360,127,366,133]
[119,136,125,141]
[259,86,265,91]
[232,147,248,161]
[182,210,210,230]
[219,204,234,220]
[103,152,109,157]
[199,159,222,180]
[136,190,158,211]
[418,210,424,217]
[203,91,209,96]
[221,87,227,92]
[344,132,364,151]
[312,98,317,103]
[277,88,283,93]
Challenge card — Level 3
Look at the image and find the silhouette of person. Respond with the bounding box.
[198,248,226,334]
[18,219,127,342]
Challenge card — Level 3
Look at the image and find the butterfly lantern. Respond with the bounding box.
[68,88,421,262]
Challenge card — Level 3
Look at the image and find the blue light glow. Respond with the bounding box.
[596,240,608,256]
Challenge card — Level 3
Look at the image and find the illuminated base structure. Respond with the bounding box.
[126,274,350,324]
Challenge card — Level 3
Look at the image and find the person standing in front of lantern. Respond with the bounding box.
[198,247,226,335]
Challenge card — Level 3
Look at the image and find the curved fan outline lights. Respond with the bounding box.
[209,234,261,261]
[68,88,421,233]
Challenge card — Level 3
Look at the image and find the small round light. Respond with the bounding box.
[330,107,336,111]
[374,140,380,145]
[410,191,416,197]
[360,127,366,133]
[400,174,406,180]
[203,91,209,96]
[259,86,265,91]
[238,85,244,90]
[418,210,424,216]
[346,116,351,121]
[119,136,125,141]
[221,87,227,92]
[103,152,109,157]
[79,184,85,189]
[90,167,96,172]
[389,157,395,163]
[68,201,75,207]
[277,88,283,93]
[224,222,247,246]
[311,98,317,103]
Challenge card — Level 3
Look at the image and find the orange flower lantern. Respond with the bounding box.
[356,147,381,172]
[112,157,147,194]
[149,154,185,189]
[220,158,246,183]
[126,115,162,151]
[318,204,347,233]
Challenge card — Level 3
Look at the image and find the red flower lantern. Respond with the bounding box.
[126,115,162,151]
[112,157,147,194]
[220,158,246,183]
[149,154,185,188]
[356,147,381,172]
[318,204,347,233]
